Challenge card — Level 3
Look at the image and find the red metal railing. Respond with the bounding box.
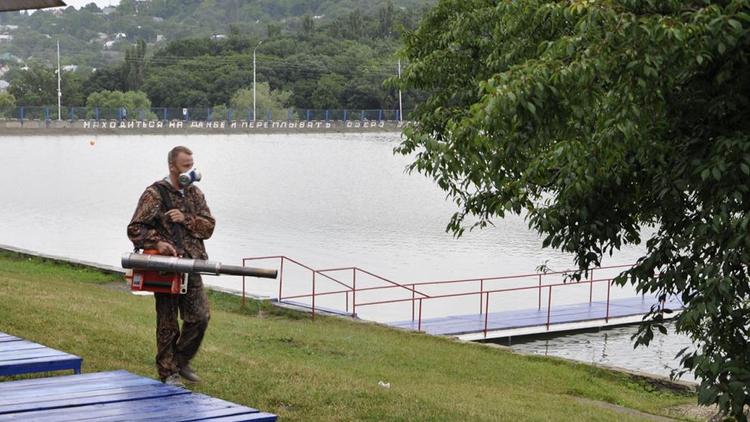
[351,276,622,337]
[241,256,355,319]
[241,255,633,336]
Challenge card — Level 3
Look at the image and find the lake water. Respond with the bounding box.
[506,322,696,382]
[0,133,694,380]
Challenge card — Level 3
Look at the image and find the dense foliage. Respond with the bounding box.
[84,89,155,118]
[1,0,429,111]
[0,0,429,68]
[0,91,15,117]
[6,61,85,106]
[397,0,750,419]
[135,32,410,111]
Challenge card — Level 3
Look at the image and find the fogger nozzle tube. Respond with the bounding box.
[121,253,278,279]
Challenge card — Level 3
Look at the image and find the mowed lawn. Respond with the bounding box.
[0,252,696,421]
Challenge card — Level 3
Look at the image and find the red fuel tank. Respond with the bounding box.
[124,249,187,294]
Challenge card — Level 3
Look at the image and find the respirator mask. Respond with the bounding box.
[178,168,202,188]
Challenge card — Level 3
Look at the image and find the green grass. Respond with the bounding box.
[0,251,696,421]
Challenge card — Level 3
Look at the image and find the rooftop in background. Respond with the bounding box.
[0,0,66,12]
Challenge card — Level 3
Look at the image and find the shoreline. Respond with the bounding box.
[0,119,408,135]
[0,249,696,420]
[0,243,698,394]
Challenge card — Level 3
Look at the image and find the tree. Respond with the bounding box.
[378,0,394,37]
[209,103,230,120]
[124,39,148,91]
[81,2,100,13]
[117,0,137,15]
[229,83,291,120]
[7,62,56,106]
[82,67,126,98]
[311,74,345,109]
[267,22,281,38]
[0,92,15,108]
[6,63,87,108]
[61,71,86,107]
[85,90,156,119]
[141,66,210,108]
[302,14,314,36]
[397,1,750,419]
[0,92,16,117]
[345,9,365,39]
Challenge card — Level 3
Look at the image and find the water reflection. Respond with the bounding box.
[504,322,696,382]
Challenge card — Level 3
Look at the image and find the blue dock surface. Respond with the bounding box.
[388,296,682,340]
[0,332,81,376]
[0,370,277,421]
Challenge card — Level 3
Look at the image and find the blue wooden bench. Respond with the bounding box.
[0,332,82,377]
[0,370,277,421]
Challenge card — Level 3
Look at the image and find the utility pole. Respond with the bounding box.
[57,40,61,121]
[398,58,403,122]
[253,40,263,122]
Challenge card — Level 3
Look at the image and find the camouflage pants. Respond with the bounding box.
[154,273,211,379]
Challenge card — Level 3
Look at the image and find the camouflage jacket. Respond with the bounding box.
[127,179,215,259]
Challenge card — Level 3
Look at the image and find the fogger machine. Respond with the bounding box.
[122,250,278,294]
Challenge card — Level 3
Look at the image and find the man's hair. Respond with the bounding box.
[168,146,193,166]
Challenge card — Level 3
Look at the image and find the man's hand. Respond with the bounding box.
[166,209,186,223]
[155,241,177,256]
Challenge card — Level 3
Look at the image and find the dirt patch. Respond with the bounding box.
[666,403,720,421]
[666,404,750,422]
[573,397,677,421]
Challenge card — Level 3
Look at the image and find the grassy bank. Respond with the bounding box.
[0,252,695,421]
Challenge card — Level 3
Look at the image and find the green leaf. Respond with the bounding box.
[728,19,742,32]
[526,101,536,115]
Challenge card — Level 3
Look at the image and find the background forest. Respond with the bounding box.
[0,0,433,114]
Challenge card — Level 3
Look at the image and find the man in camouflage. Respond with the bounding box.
[127,146,215,386]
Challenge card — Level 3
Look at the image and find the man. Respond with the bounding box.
[127,146,215,386]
